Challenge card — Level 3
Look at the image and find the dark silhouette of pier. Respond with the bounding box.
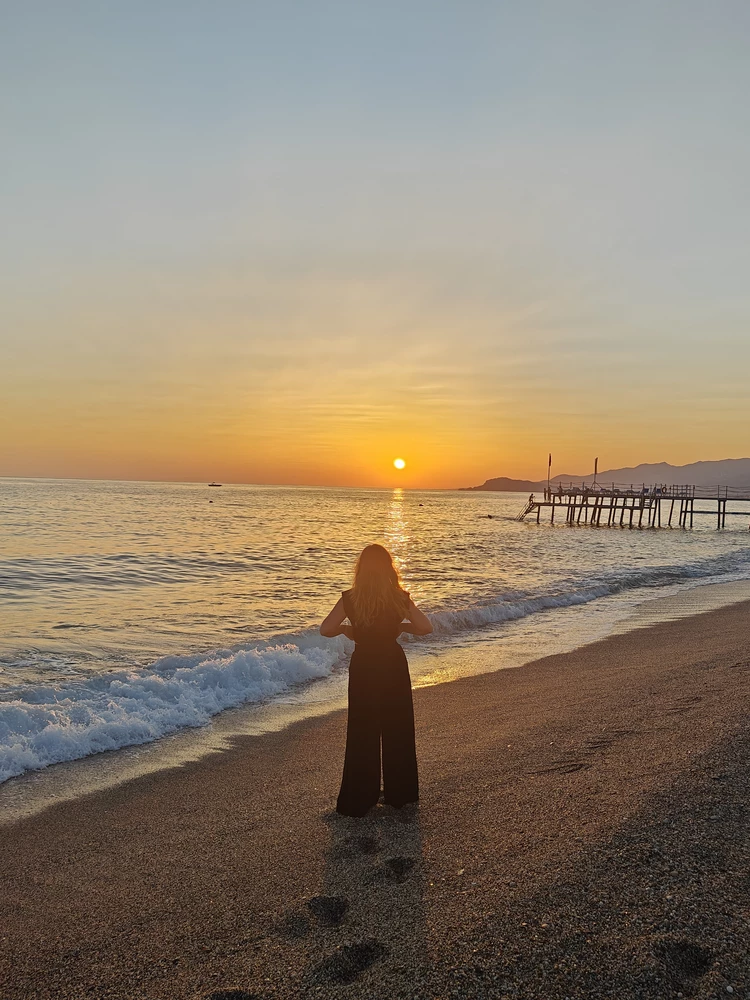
[517,483,750,529]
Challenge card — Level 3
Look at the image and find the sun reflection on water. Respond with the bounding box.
[385,487,411,584]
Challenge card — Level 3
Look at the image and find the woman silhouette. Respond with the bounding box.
[320,544,432,817]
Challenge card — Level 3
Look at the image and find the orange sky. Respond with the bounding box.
[3,280,747,490]
[3,253,748,488]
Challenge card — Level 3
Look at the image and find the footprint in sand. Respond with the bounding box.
[332,832,381,858]
[531,759,590,775]
[658,936,713,988]
[310,938,388,984]
[307,895,349,926]
[584,736,615,751]
[205,991,261,1000]
[384,856,416,880]
[366,856,417,884]
[273,895,350,939]
[584,727,636,751]
[664,696,703,715]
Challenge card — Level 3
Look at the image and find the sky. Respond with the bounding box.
[2,1,750,488]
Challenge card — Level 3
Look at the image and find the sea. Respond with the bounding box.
[2,478,750,795]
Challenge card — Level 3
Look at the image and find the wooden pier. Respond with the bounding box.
[517,483,750,529]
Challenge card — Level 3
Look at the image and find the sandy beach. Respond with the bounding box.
[1,600,749,1000]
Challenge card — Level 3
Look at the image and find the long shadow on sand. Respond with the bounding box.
[236,800,426,997]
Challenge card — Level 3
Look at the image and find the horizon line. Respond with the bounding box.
[0,474,460,491]
[3,455,750,493]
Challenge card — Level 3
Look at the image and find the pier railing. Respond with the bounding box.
[546,483,750,501]
[517,482,750,528]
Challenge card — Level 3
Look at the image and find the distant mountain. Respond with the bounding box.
[463,476,544,492]
[464,458,750,492]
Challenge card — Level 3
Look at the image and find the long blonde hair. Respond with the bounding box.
[350,544,409,626]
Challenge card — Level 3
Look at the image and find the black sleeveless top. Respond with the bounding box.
[342,588,409,647]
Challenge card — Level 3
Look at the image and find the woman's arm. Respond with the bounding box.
[319,598,352,638]
[401,599,433,636]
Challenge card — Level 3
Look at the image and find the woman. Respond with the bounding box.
[320,544,432,817]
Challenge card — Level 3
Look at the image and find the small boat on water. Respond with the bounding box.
[208,482,222,487]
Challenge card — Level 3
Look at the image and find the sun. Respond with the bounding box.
[393,458,406,470]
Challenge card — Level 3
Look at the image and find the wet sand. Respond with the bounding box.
[1,601,749,999]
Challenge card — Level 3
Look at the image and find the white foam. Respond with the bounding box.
[0,638,350,784]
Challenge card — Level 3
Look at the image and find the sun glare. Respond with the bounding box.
[393,458,406,470]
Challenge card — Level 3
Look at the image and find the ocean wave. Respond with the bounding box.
[0,551,267,595]
[0,639,349,784]
[427,547,750,634]
[2,545,750,783]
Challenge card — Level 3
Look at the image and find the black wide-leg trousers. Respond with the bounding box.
[336,642,419,817]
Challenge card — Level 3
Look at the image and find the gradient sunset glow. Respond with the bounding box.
[3,5,750,489]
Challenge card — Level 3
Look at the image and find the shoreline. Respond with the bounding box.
[3,576,750,826]
[1,599,749,998]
